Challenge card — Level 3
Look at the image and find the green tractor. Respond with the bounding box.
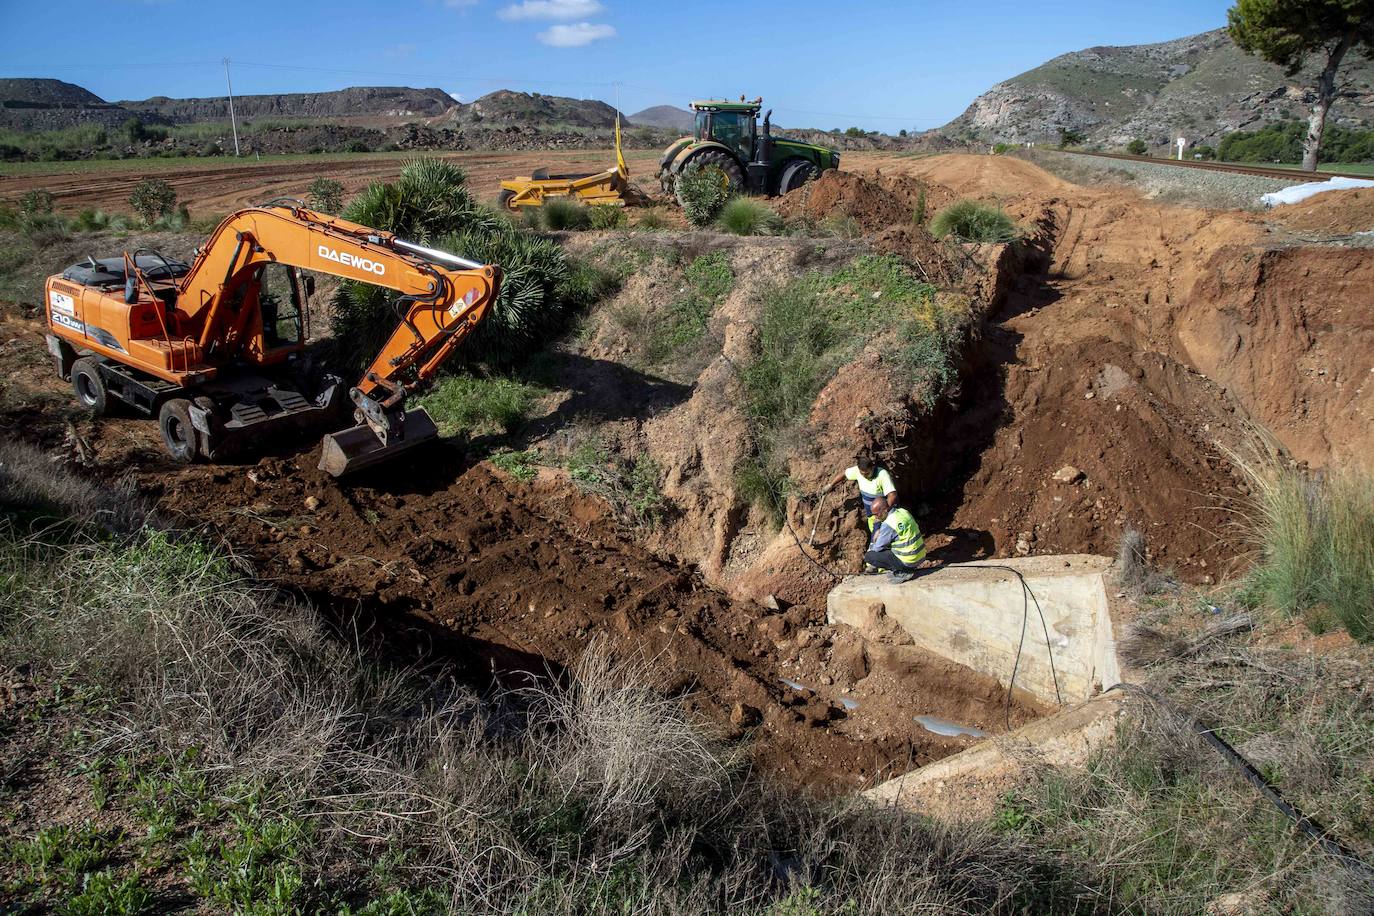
[657,97,840,201]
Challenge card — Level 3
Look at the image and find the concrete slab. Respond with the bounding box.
[864,691,1128,821]
[827,555,1120,705]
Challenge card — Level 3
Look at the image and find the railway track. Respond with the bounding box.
[1054,149,1370,183]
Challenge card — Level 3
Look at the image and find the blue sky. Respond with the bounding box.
[0,0,1236,131]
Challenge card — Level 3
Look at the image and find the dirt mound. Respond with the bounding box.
[135,447,1043,795]
[1265,188,1374,235]
[866,153,1074,201]
[774,169,954,233]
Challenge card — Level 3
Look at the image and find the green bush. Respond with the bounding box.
[128,179,177,226]
[331,158,605,371]
[1218,120,1374,164]
[913,188,928,226]
[587,205,626,230]
[716,197,779,236]
[645,252,733,364]
[735,256,955,520]
[19,188,54,216]
[675,165,732,227]
[1237,457,1374,640]
[992,142,1015,155]
[306,177,344,214]
[1126,138,1148,156]
[634,208,670,231]
[541,198,591,231]
[418,374,545,438]
[929,200,1019,243]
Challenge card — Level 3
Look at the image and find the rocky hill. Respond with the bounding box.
[0,78,155,131]
[121,86,457,124]
[448,90,626,129]
[629,105,693,131]
[942,28,1374,148]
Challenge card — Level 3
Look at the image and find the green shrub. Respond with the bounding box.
[1126,138,1148,156]
[19,188,54,216]
[634,208,670,231]
[331,158,601,371]
[646,252,733,364]
[992,142,1015,155]
[929,200,1019,243]
[563,437,666,526]
[735,256,955,520]
[587,205,626,230]
[818,213,862,239]
[541,198,591,231]
[675,165,732,227]
[128,179,177,226]
[1218,120,1374,164]
[1237,456,1374,640]
[632,210,670,233]
[489,448,539,481]
[913,188,928,226]
[306,177,344,214]
[716,197,779,236]
[61,870,153,916]
[418,374,545,438]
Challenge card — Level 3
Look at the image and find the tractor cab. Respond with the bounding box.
[691,98,762,163]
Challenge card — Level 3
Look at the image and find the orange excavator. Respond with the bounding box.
[43,200,502,476]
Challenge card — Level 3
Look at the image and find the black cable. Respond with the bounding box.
[976,564,1064,727]
[1110,682,1374,875]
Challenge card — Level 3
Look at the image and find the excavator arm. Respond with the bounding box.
[173,203,502,475]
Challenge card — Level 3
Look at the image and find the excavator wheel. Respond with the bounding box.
[70,357,108,417]
[158,398,200,464]
[497,189,517,211]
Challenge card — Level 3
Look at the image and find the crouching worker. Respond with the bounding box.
[864,500,926,583]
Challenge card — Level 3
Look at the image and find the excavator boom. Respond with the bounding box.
[42,201,502,477]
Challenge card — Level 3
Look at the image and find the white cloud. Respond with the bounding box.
[500,0,602,21]
[536,21,615,46]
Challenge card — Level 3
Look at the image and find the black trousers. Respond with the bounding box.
[864,549,917,573]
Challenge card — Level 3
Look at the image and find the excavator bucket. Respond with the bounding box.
[318,407,440,477]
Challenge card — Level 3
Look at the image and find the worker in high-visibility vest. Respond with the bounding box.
[864,499,927,583]
[826,455,898,534]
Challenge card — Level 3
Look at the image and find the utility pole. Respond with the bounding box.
[223,58,241,157]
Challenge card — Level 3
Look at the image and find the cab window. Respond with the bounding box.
[710,110,751,158]
[694,110,710,141]
[257,263,304,350]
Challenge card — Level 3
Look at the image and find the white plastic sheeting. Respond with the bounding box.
[1261,176,1374,208]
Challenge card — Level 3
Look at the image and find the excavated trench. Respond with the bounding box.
[137,446,1046,795]
[7,153,1368,799]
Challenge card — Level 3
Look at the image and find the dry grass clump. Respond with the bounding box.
[1226,442,1374,641]
[998,647,1374,913]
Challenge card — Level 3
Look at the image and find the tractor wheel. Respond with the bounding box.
[675,149,744,206]
[158,398,199,464]
[497,189,517,211]
[70,357,108,417]
[778,159,818,195]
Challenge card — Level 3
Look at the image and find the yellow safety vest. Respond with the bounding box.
[885,508,926,567]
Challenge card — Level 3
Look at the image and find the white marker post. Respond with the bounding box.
[1177,137,1187,161]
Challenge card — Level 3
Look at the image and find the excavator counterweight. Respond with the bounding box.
[42,203,502,477]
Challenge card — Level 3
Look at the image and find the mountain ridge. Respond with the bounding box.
[941,28,1374,148]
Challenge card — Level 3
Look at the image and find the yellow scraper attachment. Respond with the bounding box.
[318,407,440,477]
